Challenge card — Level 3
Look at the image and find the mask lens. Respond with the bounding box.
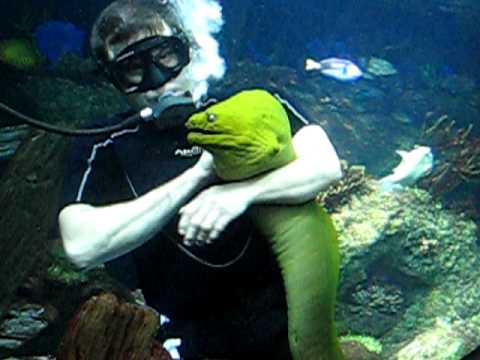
[118,58,145,84]
[152,48,180,68]
[108,36,190,94]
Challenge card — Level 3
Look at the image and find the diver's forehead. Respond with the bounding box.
[106,22,174,61]
[107,31,149,61]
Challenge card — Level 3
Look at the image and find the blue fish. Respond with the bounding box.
[33,21,86,67]
[305,57,363,81]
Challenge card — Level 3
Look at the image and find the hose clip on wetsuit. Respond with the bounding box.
[140,107,154,121]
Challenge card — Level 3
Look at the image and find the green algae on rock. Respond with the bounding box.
[331,179,479,359]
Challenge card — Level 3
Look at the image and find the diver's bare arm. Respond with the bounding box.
[177,125,342,243]
[59,158,213,269]
[243,124,342,204]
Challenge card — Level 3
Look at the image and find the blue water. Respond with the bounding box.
[0,0,479,359]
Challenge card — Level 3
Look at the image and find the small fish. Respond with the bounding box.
[378,146,434,192]
[0,39,43,70]
[305,57,363,81]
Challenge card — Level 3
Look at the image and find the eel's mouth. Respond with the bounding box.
[187,127,224,147]
[187,127,220,136]
[187,128,240,152]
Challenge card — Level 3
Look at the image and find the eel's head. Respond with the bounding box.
[186,89,296,180]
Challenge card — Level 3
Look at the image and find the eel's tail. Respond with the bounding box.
[253,202,344,360]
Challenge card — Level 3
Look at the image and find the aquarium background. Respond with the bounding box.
[0,0,479,359]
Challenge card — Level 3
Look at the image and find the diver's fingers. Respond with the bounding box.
[178,200,202,236]
[207,230,220,243]
[183,208,209,244]
[202,208,221,232]
[206,215,230,243]
[196,229,208,243]
[183,201,215,245]
[183,226,198,246]
[178,209,190,236]
[197,208,221,245]
[192,203,221,245]
[178,209,200,245]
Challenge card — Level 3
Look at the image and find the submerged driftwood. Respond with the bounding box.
[0,131,70,317]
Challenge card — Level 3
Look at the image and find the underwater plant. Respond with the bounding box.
[340,334,383,355]
[317,161,371,212]
[421,114,480,196]
[0,38,43,70]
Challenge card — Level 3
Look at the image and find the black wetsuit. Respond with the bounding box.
[62,103,304,359]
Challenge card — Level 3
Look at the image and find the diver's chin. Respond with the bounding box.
[126,94,150,111]
[127,88,193,110]
[126,90,163,110]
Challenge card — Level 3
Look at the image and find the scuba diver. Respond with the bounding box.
[56,0,343,358]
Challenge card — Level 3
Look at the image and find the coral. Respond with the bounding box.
[45,244,91,286]
[46,263,89,287]
[0,303,56,352]
[382,188,474,284]
[340,334,383,355]
[318,161,371,212]
[350,279,405,316]
[331,181,480,358]
[420,114,480,196]
[0,39,43,70]
[394,318,467,360]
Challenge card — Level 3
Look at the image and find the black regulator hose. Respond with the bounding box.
[0,102,152,137]
[0,95,196,136]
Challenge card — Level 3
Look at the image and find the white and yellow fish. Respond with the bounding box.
[305,57,363,81]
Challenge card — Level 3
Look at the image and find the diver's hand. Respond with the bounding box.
[178,183,253,246]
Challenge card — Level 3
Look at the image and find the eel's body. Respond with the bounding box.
[186,89,344,360]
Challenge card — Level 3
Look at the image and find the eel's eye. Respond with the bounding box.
[207,113,217,123]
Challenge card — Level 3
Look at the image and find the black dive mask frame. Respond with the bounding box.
[104,35,191,95]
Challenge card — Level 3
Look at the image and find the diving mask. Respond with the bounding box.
[104,35,191,94]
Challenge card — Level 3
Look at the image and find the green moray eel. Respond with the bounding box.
[186,89,344,360]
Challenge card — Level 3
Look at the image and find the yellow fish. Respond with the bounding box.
[0,38,43,70]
